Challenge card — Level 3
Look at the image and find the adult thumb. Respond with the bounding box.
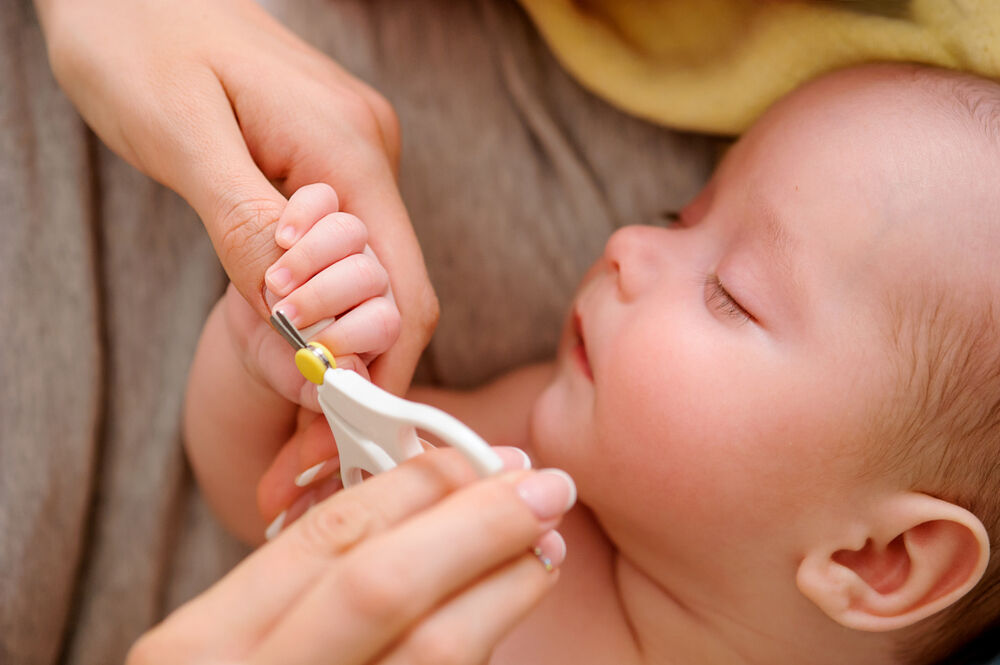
[158,80,286,320]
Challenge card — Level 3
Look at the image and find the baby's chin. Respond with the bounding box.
[528,368,591,477]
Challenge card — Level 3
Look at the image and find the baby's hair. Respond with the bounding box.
[860,66,1000,665]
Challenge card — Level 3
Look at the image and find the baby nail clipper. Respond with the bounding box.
[269,311,504,487]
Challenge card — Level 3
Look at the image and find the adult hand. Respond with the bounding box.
[35,0,438,393]
[126,449,574,665]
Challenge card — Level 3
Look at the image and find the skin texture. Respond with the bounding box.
[33,0,438,395]
[181,65,998,664]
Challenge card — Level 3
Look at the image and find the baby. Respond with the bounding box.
[184,64,1000,664]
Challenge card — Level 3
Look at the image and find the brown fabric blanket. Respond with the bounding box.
[0,1,716,662]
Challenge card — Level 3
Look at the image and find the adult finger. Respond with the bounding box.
[198,448,534,646]
[250,467,576,664]
[134,70,288,320]
[377,534,566,665]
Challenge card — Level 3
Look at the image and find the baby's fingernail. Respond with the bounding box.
[295,461,326,487]
[265,288,281,309]
[264,510,287,541]
[274,303,298,326]
[533,530,567,571]
[517,469,576,521]
[276,225,297,247]
[495,446,532,470]
[266,267,293,296]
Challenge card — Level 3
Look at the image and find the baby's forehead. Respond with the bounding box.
[729,66,1000,286]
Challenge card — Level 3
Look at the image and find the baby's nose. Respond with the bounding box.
[603,225,664,301]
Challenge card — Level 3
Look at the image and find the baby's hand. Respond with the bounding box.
[266,183,400,367]
[223,183,401,409]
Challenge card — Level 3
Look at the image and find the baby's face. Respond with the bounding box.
[531,70,997,607]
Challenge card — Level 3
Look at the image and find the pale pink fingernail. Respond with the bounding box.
[533,530,567,571]
[495,446,532,470]
[276,225,297,247]
[294,461,326,487]
[274,303,298,326]
[266,267,293,296]
[264,510,287,541]
[517,469,576,521]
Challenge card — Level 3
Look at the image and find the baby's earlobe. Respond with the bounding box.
[796,493,989,632]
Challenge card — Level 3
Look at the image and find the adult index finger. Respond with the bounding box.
[186,447,530,647]
[250,467,576,665]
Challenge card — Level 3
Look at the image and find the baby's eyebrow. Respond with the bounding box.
[750,194,798,284]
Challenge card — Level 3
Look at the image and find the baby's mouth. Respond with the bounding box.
[572,310,594,381]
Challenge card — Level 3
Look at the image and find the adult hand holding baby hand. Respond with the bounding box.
[34,0,437,394]
[127,449,574,665]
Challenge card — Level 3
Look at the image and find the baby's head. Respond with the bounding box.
[532,64,1000,663]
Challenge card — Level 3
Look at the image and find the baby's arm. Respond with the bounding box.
[185,184,399,544]
[184,290,299,544]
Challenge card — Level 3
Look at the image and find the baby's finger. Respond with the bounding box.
[274,183,339,249]
[312,297,401,362]
[273,253,390,330]
[377,535,565,665]
[265,213,368,298]
[251,466,576,664]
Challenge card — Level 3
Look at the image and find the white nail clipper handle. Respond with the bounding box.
[269,310,503,487]
[316,367,504,488]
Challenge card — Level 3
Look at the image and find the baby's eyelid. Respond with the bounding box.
[705,274,755,324]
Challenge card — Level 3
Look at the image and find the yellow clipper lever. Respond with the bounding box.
[295,342,336,385]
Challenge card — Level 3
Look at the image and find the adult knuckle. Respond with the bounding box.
[294,498,374,556]
[214,193,283,271]
[341,556,412,621]
[336,92,384,140]
[406,626,471,665]
[124,632,160,665]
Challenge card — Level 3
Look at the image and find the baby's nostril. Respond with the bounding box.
[659,209,681,225]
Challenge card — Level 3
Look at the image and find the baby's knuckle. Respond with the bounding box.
[294,498,374,556]
[370,298,402,344]
[330,213,368,247]
[406,626,472,665]
[350,254,387,292]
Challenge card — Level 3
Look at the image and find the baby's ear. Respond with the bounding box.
[796,493,989,631]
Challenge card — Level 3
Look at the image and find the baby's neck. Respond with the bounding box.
[494,505,902,665]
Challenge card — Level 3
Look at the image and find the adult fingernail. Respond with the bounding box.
[517,469,576,521]
[276,225,297,247]
[266,267,293,296]
[533,530,567,572]
[294,461,326,487]
[264,510,287,541]
[495,446,532,470]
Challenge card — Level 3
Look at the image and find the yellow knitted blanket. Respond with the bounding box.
[516,0,1000,134]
